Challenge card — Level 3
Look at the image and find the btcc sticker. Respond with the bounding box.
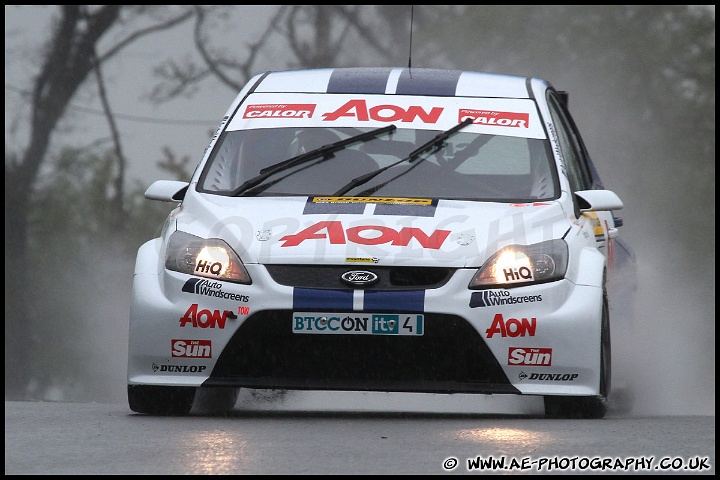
[172,339,212,359]
[293,312,424,335]
[470,290,542,308]
[182,278,250,302]
[508,347,552,366]
[485,313,536,338]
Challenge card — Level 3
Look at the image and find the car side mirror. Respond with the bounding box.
[144,180,189,202]
[574,189,624,212]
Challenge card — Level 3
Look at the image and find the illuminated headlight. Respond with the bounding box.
[468,239,568,289]
[165,231,251,284]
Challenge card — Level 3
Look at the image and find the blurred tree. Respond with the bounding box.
[4,5,196,398]
[148,5,430,101]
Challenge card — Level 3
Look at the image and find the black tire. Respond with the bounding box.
[544,394,607,419]
[127,385,197,416]
[544,287,611,419]
[192,387,240,415]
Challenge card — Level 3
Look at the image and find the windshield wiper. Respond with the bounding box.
[331,118,473,197]
[231,124,397,196]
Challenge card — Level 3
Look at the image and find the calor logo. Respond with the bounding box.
[243,104,316,119]
[459,109,529,128]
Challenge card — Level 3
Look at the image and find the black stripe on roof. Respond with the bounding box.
[327,67,394,94]
[396,69,463,96]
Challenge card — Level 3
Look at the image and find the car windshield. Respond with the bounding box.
[197,126,558,201]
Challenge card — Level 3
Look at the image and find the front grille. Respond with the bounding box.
[264,265,453,290]
[204,311,517,394]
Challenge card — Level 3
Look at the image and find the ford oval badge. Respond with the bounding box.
[341,270,379,287]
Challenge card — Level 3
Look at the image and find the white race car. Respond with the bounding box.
[127,67,627,418]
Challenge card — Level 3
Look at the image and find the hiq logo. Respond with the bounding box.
[503,266,533,282]
[195,260,224,276]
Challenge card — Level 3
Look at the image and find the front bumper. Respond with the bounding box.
[128,249,603,397]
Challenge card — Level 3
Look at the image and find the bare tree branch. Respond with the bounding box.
[92,47,127,239]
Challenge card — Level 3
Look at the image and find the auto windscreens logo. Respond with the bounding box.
[470,290,542,308]
[182,278,249,302]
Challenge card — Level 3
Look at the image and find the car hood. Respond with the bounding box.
[176,193,571,267]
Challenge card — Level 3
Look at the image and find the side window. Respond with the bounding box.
[547,93,593,193]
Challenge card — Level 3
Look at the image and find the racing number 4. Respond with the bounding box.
[403,315,424,335]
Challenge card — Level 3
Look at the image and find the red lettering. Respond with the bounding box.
[322,99,369,122]
[394,227,450,249]
[279,221,451,249]
[179,304,229,329]
[180,304,199,327]
[322,100,443,123]
[346,225,396,245]
[402,105,443,123]
[279,221,346,247]
[485,313,537,338]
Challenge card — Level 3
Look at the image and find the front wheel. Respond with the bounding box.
[544,395,608,419]
[544,290,611,419]
[128,385,197,416]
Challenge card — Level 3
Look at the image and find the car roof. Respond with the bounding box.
[249,67,551,100]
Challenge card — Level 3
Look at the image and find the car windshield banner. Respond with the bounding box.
[227,93,546,139]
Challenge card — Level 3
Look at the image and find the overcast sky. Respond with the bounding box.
[5,5,274,182]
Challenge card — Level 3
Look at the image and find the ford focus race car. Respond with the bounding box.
[127,67,626,418]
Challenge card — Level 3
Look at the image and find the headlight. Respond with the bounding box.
[468,239,567,289]
[165,231,251,284]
